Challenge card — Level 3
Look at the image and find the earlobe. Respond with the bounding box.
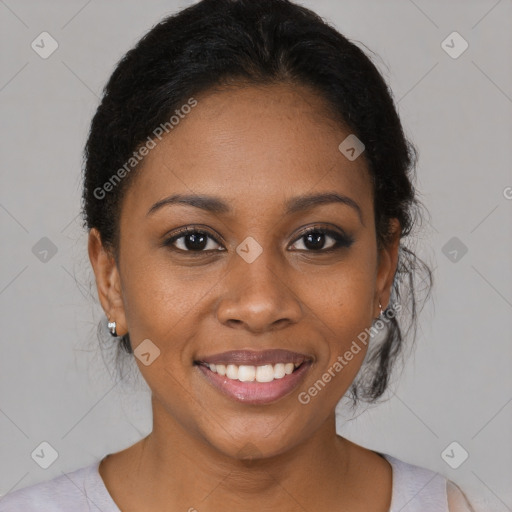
[87,228,127,336]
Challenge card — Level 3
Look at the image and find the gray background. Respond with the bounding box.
[1,1,511,511]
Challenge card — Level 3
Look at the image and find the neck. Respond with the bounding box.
[125,397,353,511]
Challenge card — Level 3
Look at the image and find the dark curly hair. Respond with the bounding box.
[81,0,433,406]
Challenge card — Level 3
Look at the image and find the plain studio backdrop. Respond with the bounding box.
[0,1,511,511]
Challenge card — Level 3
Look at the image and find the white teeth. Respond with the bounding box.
[256,364,275,383]
[205,361,304,382]
[238,365,256,382]
[273,363,286,379]
[226,364,238,380]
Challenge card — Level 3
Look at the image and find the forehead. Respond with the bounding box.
[122,83,373,221]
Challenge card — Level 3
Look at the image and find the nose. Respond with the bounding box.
[215,249,303,333]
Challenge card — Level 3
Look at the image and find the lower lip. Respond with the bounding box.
[196,362,312,405]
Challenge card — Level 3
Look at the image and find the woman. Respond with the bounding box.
[0,0,476,510]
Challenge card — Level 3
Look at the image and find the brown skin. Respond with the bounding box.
[89,82,400,511]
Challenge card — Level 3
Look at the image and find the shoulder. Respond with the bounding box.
[380,453,475,512]
[0,461,111,512]
[446,480,477,512]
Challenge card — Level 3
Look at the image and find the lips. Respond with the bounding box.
[194,349,313,367]
[193,349,314,405]
[196,359,313,405]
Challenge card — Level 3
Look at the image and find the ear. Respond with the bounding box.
[374,218,401,317]
[88,228,127,336]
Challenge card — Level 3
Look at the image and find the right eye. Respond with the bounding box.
[163,227,225,253]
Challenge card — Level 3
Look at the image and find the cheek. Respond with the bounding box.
[292,272,375,411]
[318,287,372,380]
[305,252,376,327]
[119,252,209,340]
[301,253,376,378]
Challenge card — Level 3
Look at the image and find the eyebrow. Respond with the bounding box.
[147,192,364,225]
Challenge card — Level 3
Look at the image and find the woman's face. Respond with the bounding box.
[89,82,399,459]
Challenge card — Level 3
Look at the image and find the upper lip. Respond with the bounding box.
[195,349,313,366]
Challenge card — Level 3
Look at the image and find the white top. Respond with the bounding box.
[0,452,475,511]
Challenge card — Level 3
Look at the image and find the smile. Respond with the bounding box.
[194,352,313,405]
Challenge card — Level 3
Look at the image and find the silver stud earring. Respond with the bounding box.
[108,319,118,337]
[378,301,384,317]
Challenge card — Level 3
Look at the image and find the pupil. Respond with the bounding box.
[305,232,325,250]
[186,233,207,250]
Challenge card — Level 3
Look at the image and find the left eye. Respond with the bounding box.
[290,228,353,252]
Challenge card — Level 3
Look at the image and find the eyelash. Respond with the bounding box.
[163,225,354,254]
